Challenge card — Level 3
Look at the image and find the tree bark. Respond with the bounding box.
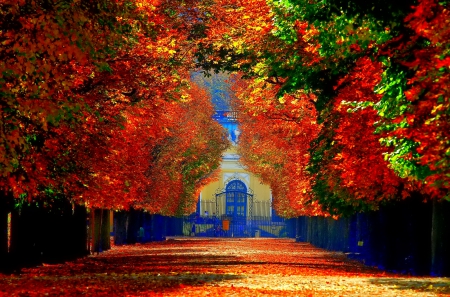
[114,211,128,245]
[295,217,301,242]
[431,199,450,276]
[126,208,139,244]
[101,210,111,251]
[91,208,102,253]
[71,204,88,257]
[0,196,10,272]
[0,198,8,259]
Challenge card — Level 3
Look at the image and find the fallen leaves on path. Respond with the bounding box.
[1,238,449,296]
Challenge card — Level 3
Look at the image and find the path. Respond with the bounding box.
[1,238,449,296]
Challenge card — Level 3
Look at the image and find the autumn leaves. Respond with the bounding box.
[0,0,448,217]
[0,1,227,214]
[197,0,450,216]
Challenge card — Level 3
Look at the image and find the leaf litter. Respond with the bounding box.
[0,238,449,296]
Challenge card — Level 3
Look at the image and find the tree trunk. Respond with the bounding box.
[341,217,350,253]
[101,210,111,251]
[141,212,151,243]
[306,216,312,242]
[10,205,43,268]
[0,198,8,259]
[408,194,432,275]
[151,214,167,241]
[114,211,128,245]
[166,216,183,236]
[300,217,307,242]
[126,208,139,244]
[320,217,328,249]
[91,208,102,253]
[431,199,450,276]
[295,217,301,242]
[0,197,10,272]
[71,204,88,257]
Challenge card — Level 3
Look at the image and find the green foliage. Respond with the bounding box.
[313,177,378,217]
[374,61,410,121]
[221,0,413,123]
[381,137,432,179]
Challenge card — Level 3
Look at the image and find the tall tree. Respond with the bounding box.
[233,76,324,217]
[198,0,449,215]
[0,0,228,216]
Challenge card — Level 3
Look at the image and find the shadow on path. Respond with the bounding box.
[370,278,450,294]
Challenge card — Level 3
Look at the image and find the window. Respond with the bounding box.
[237,193,246,203]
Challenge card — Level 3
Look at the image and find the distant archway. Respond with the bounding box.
[225,180,248,217]
[214,174,254,219]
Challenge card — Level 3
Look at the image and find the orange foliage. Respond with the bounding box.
[322,57,405,206]
[0,0,227,214]
[233,76,325,217]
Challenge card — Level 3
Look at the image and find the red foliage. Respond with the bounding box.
[398,0,450,196]
[0,0,227,214]
[233,76,325,217]
[323,57,405,205]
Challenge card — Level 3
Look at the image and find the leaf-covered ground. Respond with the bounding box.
[1,238,449,296]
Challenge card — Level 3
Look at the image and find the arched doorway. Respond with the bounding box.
[225,180,247,217]
[213,178,254,237]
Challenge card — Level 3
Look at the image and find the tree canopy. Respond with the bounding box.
[0,0,228,215]
[1,0,448,217]
[196,0,449,216]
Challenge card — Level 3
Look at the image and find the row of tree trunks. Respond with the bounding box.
[367,194,433,275]
[0,202,185,273]
[0,202,89,273]
[113,209,169,245]
[295,197,450,276]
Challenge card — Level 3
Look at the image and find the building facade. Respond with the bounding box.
[190,111,289,237]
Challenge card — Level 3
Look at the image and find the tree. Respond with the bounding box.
[233,76,324,217]
[311,57,405,215]
[0,0,228,215]
[198,0,449,216]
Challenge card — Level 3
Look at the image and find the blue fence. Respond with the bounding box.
[183,215,296,238]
